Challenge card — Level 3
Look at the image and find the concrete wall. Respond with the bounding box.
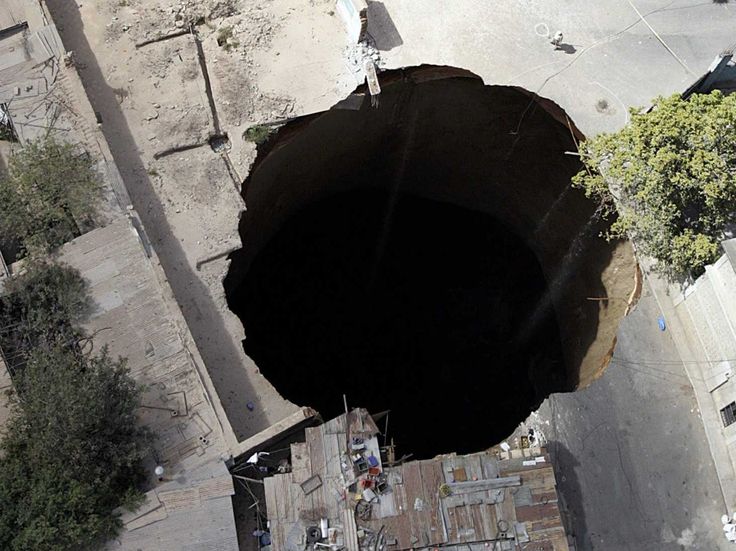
[674,238,736,497]
[335,0,366,43]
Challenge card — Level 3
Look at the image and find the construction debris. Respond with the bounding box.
[345,41,382,75]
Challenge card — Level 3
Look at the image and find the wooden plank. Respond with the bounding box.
[531,490,559,505]
[516,504,562,524]
[198,475,234,500]
[343,506,360,551]
[414,460,442,547]
[481,455,499,479]
[453,467,468,482]
[470,503,488,541]
[270,476,287,522]
[482,502,498,539]
[449,475,521,492]
[455,504,472,542]
[291,442,311,484]
[324,431,342,478]
[464,454,484,481]
[392,468,409,545]
[404,461,425,546]
[445,503,460,544]
[496,487,517,530]
[364,60,381,97]
[264,478,279,518]
[308,426,326,480]
[281,476,295,523]
[420,461,445,545]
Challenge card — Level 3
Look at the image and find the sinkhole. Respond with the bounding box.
[224,66,639,459]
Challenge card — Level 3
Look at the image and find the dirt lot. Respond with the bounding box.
[44,0,358,441]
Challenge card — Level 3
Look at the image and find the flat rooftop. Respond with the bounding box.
[57,218,239,551]
[0,0,67,143]
[0,0,129,217]
[265,408,569,551]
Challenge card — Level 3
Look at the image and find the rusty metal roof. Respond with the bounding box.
[265,409,569,551]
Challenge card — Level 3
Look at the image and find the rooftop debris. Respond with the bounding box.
[264,408,570,551]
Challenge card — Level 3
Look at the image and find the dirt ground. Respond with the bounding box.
[43,0,359,442]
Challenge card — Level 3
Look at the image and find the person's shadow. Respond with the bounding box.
[366,2,403,51]
[557,43,577,54]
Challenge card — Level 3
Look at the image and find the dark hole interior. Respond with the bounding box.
[227,189,566,458]
[223,68,632,459]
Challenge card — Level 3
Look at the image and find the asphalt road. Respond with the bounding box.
[380,0,736,137]
[537,281,729,550]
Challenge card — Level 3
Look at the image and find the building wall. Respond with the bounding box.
[336,0,366,43]
[674,238,736,505]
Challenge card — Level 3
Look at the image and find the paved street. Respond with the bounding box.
[537,281,729,550]
[39,0,736,548]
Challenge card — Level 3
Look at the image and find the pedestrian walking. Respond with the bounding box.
[551,31,564,49]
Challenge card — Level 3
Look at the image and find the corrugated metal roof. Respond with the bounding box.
[265,409,569,551]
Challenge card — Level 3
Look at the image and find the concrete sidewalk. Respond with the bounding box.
[653,244,736,514]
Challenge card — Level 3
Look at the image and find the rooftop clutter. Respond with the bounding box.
[263,408,571,551]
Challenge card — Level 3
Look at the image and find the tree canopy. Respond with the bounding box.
[0,262,90,370]
[0,263,151,551]
[0,138,101,256]
[0,346,151,551]
[573,91,736,277]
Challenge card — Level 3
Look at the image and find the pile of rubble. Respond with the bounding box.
[345,40,382,76]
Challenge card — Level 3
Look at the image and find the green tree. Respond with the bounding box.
[0,138,101,256]
[573,91,736,277]
[0,262,90,372]
[0,346,152,551]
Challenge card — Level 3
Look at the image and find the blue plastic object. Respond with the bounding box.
[657,315,666,331]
